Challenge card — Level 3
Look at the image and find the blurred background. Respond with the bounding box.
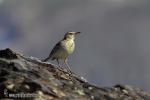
[0,0,150,91]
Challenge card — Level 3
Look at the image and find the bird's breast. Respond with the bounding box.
[50,39,75,59]
[63,40,75,54]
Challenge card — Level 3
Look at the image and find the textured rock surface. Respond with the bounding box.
[0,48,150,100]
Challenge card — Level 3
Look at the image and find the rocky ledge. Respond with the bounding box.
[0,48,150,100]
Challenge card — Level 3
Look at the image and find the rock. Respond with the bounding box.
[0,48,150,100]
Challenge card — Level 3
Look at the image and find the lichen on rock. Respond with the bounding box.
[0,48,150,100]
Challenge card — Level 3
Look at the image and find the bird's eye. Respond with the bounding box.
[69,33,73,35]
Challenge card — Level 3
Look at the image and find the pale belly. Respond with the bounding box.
[52,40,75,59]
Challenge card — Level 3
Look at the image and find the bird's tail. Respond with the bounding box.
[42,56,51,62]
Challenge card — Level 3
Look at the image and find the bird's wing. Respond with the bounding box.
[49,41,63,58]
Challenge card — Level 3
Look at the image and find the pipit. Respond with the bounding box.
[43,31,80,73]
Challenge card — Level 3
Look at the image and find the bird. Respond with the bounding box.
[43,31,81,73]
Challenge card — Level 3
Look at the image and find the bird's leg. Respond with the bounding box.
[56,59,66,72]
[56,59,61,68]
[64,58,72,74]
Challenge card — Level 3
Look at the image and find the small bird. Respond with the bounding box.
[43,31,81,73]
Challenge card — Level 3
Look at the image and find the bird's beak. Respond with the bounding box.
[75,32,81,35]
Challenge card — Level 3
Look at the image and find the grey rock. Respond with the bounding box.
[0,48,150,100]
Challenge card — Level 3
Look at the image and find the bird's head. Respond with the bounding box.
[64,31,81,40]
